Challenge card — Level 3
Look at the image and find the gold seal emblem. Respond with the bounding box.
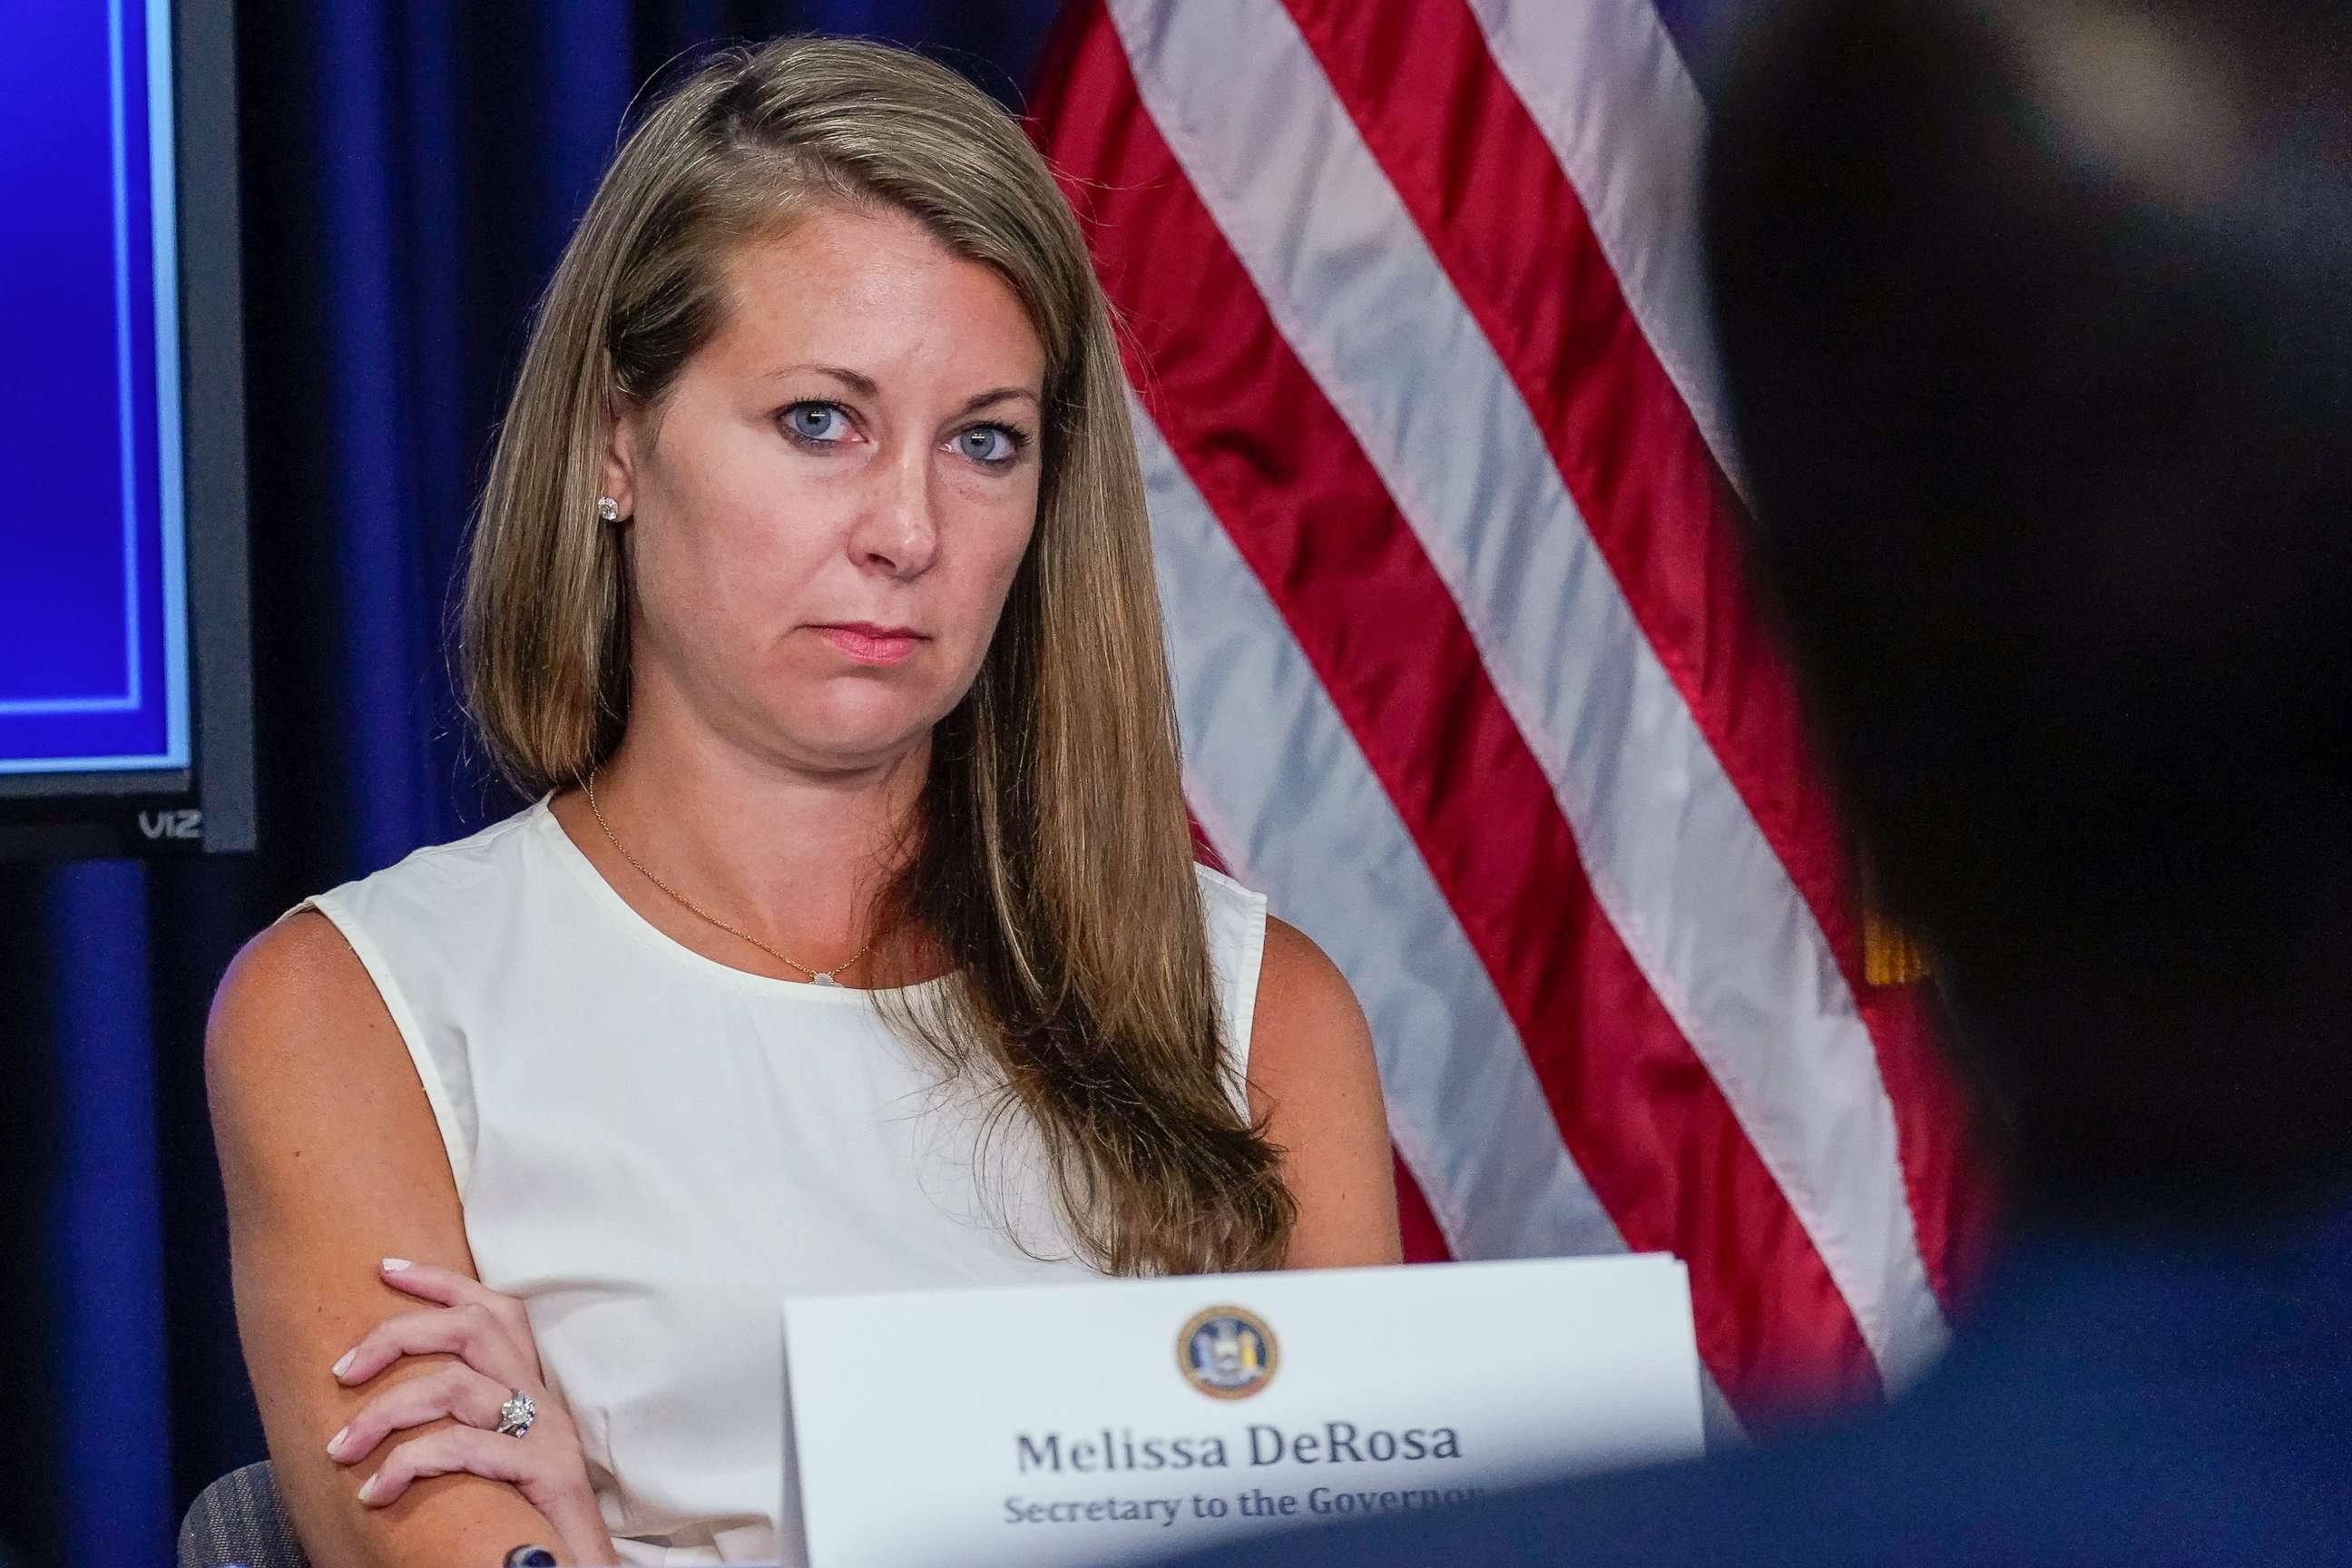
[1177,1305,1279,1399]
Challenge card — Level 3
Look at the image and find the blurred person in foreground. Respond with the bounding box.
[1159,0,2352,1563]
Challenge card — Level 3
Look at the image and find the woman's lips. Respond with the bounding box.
[810,623,926,666]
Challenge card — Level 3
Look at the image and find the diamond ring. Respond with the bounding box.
[495,1388,536,1438]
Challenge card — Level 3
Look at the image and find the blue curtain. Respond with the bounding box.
[0,4,1059,1563]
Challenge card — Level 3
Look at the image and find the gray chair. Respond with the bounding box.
[178,1461,311,1568]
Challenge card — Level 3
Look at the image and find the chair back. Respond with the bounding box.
[178,1461,310,1568]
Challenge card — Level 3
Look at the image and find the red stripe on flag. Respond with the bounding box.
[1033,3,1880,1415]
[1394,1152,1454,1264]
[1186,811,1230,875]
[1278,0,1988,1306]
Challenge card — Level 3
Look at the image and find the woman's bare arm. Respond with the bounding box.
[207,910,584,1565]
[1246,916,1405,1269]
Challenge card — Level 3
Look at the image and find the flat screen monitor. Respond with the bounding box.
[0,0,251,857]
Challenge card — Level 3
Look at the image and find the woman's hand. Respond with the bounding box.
[326,1259,615,1563]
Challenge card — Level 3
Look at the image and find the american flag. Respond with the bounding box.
[1029,0,1986,1425]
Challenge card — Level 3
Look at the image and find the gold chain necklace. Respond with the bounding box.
[583,768,876,986]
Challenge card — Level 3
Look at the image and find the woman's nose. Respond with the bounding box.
[849,455,940,579]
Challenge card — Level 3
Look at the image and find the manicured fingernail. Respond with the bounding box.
[357,1473,381,1504]
[326,1426,348,1459]
[381,1257,411,1272]
[331,1348,356,1380]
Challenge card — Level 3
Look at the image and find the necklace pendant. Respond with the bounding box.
[810,971,839,987]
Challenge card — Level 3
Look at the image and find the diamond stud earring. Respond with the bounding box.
[595,495,622,523]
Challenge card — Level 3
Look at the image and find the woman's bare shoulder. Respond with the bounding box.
[1249,916,1402,1268]
[206,908,449,1199]
[1248,916,1377,1122]
[207,908,387,1081]
[1251,916,1367,1053]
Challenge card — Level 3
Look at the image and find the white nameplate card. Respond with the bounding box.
[782,1254,1703,1567]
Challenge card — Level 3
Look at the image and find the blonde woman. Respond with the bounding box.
[206,37,1399,1568]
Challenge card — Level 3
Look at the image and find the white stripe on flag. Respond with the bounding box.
[1465,0,1743,493]
[1107,0,1947,1380]
[1133,402,1628,1267]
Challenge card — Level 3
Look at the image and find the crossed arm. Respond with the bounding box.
[206,911,611,1566]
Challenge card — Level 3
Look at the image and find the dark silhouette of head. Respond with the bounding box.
[1705,0,2352,1225]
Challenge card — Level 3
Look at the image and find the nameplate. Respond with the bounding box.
[782,1254,1703,1566]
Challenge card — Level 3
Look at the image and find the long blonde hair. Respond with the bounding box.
[459,36,1295,1274]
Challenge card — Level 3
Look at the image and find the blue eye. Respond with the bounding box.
[953,424,1026,466]
[784,403,850,443]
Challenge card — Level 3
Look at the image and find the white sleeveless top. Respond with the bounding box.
[302,798,1269,1564]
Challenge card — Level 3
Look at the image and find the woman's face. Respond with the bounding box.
[606,203,1045,774]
